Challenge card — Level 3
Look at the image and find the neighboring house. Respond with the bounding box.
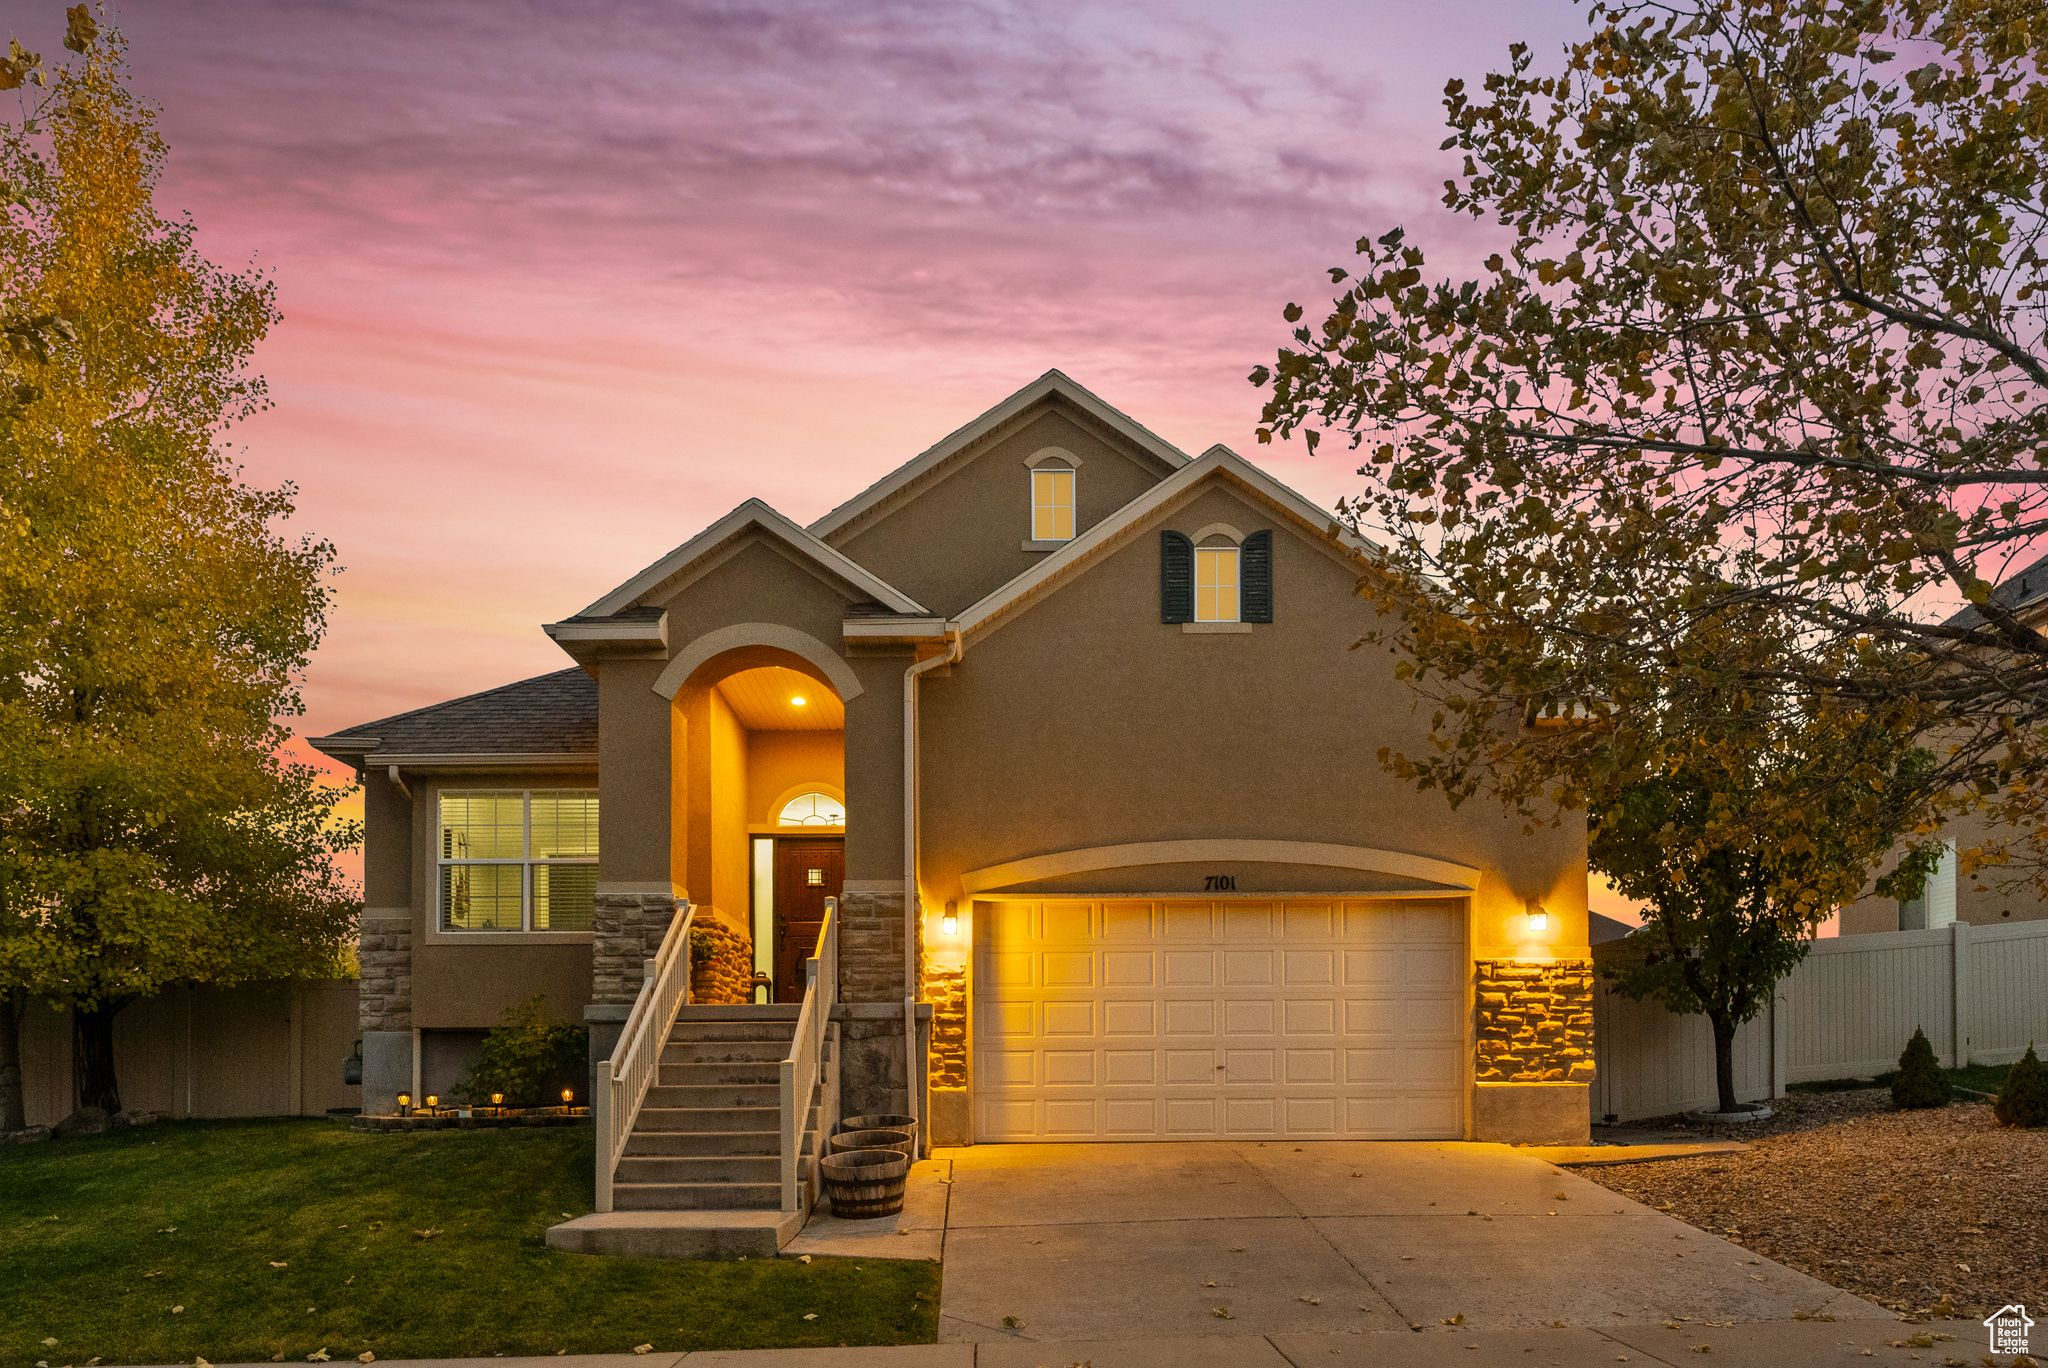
[1589,911,1635,945]
[1840,552,2048,935]
[311,371,1593,1198]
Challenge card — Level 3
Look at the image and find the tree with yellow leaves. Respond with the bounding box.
[0,8,357,1126]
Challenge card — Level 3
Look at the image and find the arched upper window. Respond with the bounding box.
[1025,447,1081,544]
[1031,466,1076,542]
[1195,531,1242,624]
[777,792,845,827]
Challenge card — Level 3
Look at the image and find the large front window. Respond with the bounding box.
[438,790,598,932]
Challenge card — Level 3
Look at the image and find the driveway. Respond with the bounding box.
[933,1142,1888,1343]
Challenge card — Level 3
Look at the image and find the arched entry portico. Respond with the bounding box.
[663,633,849,1004]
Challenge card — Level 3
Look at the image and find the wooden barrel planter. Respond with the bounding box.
[819,1147,909,1218]
[837,1112,919,1149]
[829,1126,914,1160]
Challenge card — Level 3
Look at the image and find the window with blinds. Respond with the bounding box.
[439,790,599,933]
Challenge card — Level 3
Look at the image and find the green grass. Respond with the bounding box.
[1787,1062,2010,1095]
[0,1119,938,1366]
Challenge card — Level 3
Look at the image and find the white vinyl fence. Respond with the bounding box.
[1592,920,2048,1122]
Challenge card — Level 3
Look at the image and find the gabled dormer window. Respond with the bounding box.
[1031,465,1076,542]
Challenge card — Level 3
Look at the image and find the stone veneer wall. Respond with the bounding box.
[689,922,755,1005]
[839,883,908,1001]
[1474,959,1595,1083]
[592,890,687,1005]
[925,959,968,1090]
[358,913,413,1032]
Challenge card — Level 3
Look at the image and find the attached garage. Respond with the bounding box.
[971,897,1468,1142]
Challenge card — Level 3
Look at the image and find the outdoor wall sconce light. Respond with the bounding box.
[1525,901,1550,934]
[396,1091,412,1116]
[941,899,959,937]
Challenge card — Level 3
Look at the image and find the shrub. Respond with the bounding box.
[1890,1027,1951,1109]
[457,994,586,1107]
[1994,1044,2048,1129]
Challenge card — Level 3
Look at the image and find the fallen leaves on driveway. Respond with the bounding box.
[1583,1093,2047,1320]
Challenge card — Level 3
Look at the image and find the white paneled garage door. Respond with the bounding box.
[972,898,1467,1142]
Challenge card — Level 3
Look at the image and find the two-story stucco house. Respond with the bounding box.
[312,372,1593,1239]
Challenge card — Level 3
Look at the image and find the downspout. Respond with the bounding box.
[386,764,412,800]
[902,626,964,1136]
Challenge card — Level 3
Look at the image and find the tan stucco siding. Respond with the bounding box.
[846,652,909,882]
[598,657,673,887]
[362,773,411,909]
[406,767,600,1030]
[833,408,1170,616]
[707,685,749,920]
[917,483,1588,959]
[653,535,856,670]
[746,730,844,823]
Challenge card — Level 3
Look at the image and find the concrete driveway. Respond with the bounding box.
[933,1142,1887,1344]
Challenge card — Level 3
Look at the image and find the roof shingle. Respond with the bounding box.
[1943,548,2048,630]
[308,668,597,762]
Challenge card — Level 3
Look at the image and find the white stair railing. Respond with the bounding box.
[780,896,839,1212]
[594,904,695,1214]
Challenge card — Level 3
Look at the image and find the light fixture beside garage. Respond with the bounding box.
[941,900,959,937]
[1525,900,1550,933]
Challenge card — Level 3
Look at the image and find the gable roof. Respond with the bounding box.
[307,668,598,764]
[569,498,928,621]
[951,443,1381,640]
[807,370,1191,543]
[1589,911,1636,945]
[1944,547,2048,631]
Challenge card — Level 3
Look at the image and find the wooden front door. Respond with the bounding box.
[772,837,844,1002]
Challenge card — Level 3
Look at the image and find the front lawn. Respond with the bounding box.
[1584,1091,2047,1320]
[0,1119,938,1365]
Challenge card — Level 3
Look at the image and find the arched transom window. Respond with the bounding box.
[777,792,845,827]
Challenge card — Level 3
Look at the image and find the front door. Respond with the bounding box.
[772,837,844,1002]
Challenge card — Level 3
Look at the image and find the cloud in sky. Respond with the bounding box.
[34,0,1588,747]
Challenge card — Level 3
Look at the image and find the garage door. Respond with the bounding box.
[973,898,1466,1141]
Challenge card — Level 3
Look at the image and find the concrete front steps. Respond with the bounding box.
[546,1004,831,1259]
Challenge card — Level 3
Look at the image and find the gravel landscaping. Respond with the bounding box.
[1583,1090,2048,1322]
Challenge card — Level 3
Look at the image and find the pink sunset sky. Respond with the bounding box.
[45,0,1661,912]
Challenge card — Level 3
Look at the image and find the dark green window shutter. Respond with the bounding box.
[1242,530,1273,623]
[1160,531,1193,623]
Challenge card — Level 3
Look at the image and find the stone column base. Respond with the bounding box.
[928,1087,970,1146]
[839,881,909,1002]
[360,1030,413,1115]
[832,1002,932,1124]
[592,887,686,1006]
[584,1003,629,1104]
[1472,1082,1590,1144]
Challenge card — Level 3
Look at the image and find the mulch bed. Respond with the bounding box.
[1583,1089,2048,1321]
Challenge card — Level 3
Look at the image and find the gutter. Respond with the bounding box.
[901,625,964,1138]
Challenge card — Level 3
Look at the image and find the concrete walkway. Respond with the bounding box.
[933,1142,1884,1342]
[158,1142,1960,1368]
[173,1319,1988,1367]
